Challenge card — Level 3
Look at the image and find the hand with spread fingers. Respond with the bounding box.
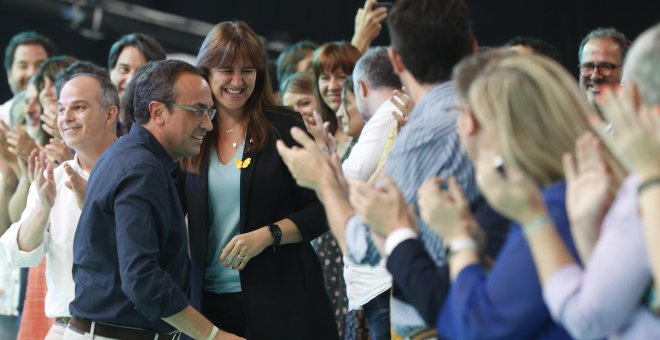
[64,163,87,209]
[349,175,415,237]
[351,0,389,53]
[219,228,271,271]
[304,111,336,155]
[33,150,57,210]
[594,87,660,180]
[418,176,474,241]
[390,88,414,132]
[41,108,61,139]
[0,121,17,166]
[44,138,74,165]
[7,125,39,161]
[276,126,335,192]
[563,132,614,260]
[476,149,547,225]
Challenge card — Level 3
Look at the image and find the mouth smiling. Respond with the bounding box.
[224,87,245,95]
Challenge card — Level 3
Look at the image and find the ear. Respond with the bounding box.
[471,39,478,55]
[463,107,480,136]
[148,101,166,125]
[357,79,368,99]
[387,47,405,75]
[106,105,119,126]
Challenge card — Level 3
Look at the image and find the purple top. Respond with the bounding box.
[544,176,660,339]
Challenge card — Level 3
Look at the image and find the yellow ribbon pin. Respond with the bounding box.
[235,157,251,169]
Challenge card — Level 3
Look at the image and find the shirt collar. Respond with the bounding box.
[129,123,179,174]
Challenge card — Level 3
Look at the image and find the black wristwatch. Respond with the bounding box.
[268,223,282,251]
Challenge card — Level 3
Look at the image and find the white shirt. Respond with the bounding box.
[0,156,88,318]
[342,99,399,180]
[0,97,14,126]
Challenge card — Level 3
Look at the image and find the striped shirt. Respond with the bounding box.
[345,81,479,335]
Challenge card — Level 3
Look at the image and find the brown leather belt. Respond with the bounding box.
[69,316,179,340]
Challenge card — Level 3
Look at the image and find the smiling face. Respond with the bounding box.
[39,77,57,116]
[57,76,115,152]
[7,43,48,95]
[336,90,364,137]
[578,38,623,104]
[160,72,214,160]
[318,67,347,111]
[207,57,257,116]
[110,45,148,98]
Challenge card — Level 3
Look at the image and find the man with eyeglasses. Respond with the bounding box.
[66,60,242,340]
[577,27,631,105]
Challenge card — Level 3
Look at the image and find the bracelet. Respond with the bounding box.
[448,237,478,256]
[205,325,218,340]
[522,216,552,238]
[637,177,660,197]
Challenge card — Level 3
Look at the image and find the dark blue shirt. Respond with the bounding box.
[70,124,190,333]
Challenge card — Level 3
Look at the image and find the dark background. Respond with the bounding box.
[1,0,658,102]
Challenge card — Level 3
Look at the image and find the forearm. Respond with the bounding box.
[522,215,575,284]
[162,305,228,340]
[0,171,17,234]
[317,175,353,254]
[8,176,30,223]
[17,204,50,252]
[639,181,660,287]
[274,218,302,245]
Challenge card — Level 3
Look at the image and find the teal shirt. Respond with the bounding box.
[204,143,244,294]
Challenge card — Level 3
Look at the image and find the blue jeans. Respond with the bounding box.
[362,289,391,340]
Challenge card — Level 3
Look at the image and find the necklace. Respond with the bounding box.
[221,127,236,134]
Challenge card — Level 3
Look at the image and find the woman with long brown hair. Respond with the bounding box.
[183,21,338,340]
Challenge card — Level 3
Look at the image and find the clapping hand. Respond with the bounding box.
[418,176,474,241]
[390,88,414,133]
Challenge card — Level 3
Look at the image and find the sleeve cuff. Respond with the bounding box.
[0,222,46,267]
[385,227,418,256]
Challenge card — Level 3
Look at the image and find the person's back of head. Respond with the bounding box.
[276,40,318,82]
[132,60,203,125]
[56,61,110,97]
[622,22,660,106]
[388,0,473,84]
[468,54,624,187]
[505,36,562,62]
[3,31,56,71]
[353,46,402,91]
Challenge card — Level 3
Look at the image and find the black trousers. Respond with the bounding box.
[202,290,248,338]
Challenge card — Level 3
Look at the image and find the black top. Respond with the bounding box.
[70,124,190,333]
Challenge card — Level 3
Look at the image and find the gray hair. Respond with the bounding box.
[578,27,630,63]
[67,72,119,112]
[623,23,660,105]
[352,47,401,90]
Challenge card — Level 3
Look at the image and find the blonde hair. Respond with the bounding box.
[468,54,625,187]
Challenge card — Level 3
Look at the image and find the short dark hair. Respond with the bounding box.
[132,60,204,124]
[578,27,631,63]
[276,40,318,82]
[56,61,110,97]
[32,55,77,94]
[107,33,166,70]
[388,0,473,84]
[353,47,402,90]
[4,31,56,71]
[505,36,562,62]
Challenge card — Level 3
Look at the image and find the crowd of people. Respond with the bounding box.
[0,0,658,339]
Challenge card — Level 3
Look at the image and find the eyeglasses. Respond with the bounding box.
[168,102,217,121]
[578,62,621,77]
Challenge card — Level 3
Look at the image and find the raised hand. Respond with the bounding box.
[594,87,660,180]
[44,138,74,165]
[33,151,56,210]
[563,132,613,242]
[63,163,87,209]
[475,148,546,225]
[418,176,474,241]
[40,108,61,139]
[349,176,415,237]
[276,126,334,191]
[305,111,335,155]
[390,88,414,132]
[7,125,39,161]
[351,0,389,53]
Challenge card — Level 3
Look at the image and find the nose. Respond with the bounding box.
[590,67,603,79]
[329,77,341,91]
[200,113,214,131]
[231,71,243,87]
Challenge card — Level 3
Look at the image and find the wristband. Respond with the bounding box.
[205,325,218,340]
[637,177,660,197]
[447,237,478,257]
[523,216,552,238]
